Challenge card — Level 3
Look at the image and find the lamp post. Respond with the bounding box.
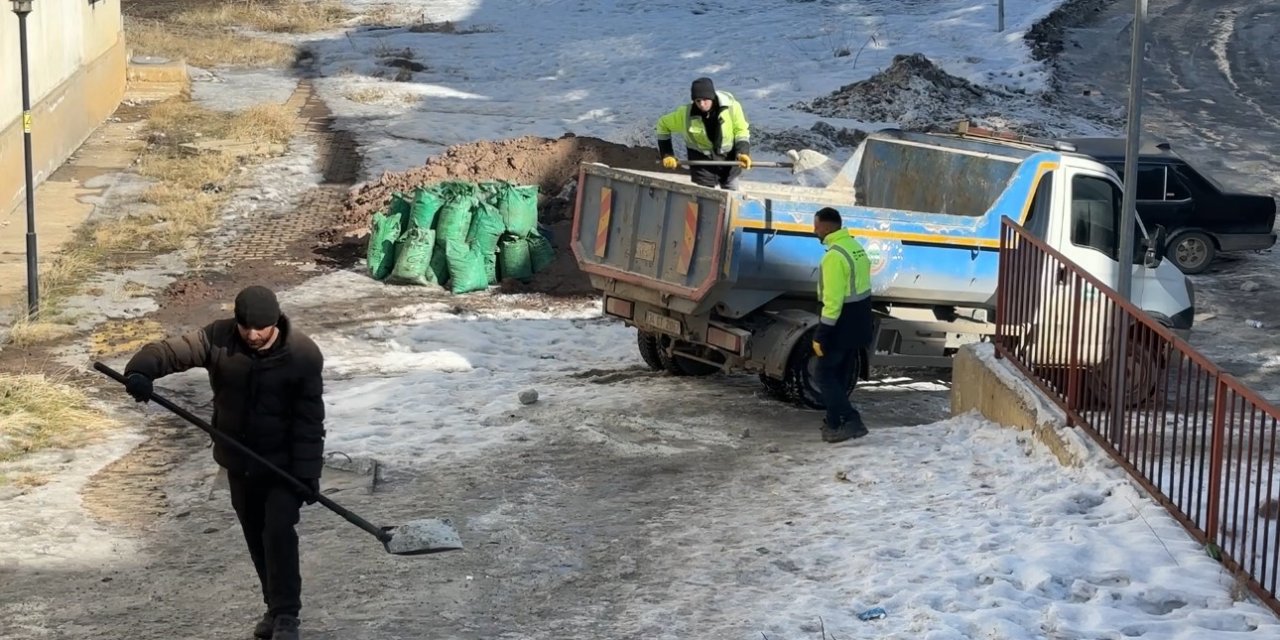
[1113,0,1147,439]
[11,0,38,317]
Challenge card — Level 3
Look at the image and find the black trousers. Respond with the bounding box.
[687,148,741,189]
[817,345,861,429]
[227,474,303,618]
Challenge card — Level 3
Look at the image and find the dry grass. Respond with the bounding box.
[124,21,297,68]
[146,100,294,146]
[0,472,49,491]
[228,104,297,144]
[6,316,78,347]
[176,0,352,34]
[0,373,115,463]
[92,186,221,254]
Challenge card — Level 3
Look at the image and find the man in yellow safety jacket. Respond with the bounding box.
[655,77,751,190]
[811,207,874,443]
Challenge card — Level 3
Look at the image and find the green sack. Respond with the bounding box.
[409,187,444,231]
[448,245,490,294]
[497,183,539,237]
[428,243,450,287]
[485,252,498,285]
[528,231,556,273]
[367,210,401,281]
[498,236,533,282]
[467,200,506,255]
[436,183,479,244]
[389,191,412,229]
[387,227,436,286]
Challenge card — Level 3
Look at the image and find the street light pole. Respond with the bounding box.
[11,0,39,317]
[1116,0,1147,301]
[1113,0,1147,439]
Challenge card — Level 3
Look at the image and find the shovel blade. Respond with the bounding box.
[380,518,464,556]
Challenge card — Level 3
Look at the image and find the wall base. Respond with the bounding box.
[950,343,1090,468]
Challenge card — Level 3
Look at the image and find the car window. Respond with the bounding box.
[1023,172,1053,238]
[1136,165,1167,200]
[1071,175,1120,259]
[1164,168,1192,200]
[1071,174,1145,263]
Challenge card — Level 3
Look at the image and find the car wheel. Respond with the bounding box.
[1167,231,1216,274]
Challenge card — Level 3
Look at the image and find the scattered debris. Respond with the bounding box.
[518,389,539,405]
[1241,281,1261,292]
[856,607,887,621]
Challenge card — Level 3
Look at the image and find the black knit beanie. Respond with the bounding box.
[234,285,281,328]
[691,77,716,101]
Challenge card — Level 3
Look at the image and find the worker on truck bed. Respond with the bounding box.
[811,207,874,444]
[656,77,752,190]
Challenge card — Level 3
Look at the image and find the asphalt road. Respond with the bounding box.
[1054,0,1280,396]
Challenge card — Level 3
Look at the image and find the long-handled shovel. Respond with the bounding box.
[93,362,462,556]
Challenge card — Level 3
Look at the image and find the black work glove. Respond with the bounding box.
[297,478,320,504]
[124,373,153,403]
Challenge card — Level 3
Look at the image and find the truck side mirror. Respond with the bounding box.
[1144,224,1167,268]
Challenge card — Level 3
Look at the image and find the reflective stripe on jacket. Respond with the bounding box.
[817,230,871,326]
[655,90,750,156]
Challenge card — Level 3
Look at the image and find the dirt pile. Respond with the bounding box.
[329,134,657,297]
[795,53,1003,131]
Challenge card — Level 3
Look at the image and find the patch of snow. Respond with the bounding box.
[618,414,1280,638]
[190,68,299,112]
[0,430,146,570]
[311,0,1082,178]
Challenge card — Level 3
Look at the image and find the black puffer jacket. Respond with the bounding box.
[125,315,326,479]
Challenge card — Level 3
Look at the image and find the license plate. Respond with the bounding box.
[646,311,682,336]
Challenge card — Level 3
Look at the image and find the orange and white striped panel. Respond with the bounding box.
[677,201,698,276]
[594,186,613,259]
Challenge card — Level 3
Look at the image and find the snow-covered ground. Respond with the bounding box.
[6,0,1280,637]
[302,0,1086,179]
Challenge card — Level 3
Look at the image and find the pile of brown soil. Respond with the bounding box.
[329,134,658,297]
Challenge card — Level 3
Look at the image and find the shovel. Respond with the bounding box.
[658,148,842,184]
[93,362,462,556]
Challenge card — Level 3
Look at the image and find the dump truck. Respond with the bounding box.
[570,128,1196,408]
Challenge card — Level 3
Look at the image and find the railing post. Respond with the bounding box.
[1065,273,1083,426]
[1207,377,1229,545]
[994,217,1008,359]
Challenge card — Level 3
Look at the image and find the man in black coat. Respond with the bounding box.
[124,285,325,640]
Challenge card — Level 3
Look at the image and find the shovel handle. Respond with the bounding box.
[677,160,793,168]
[93,361,392,544]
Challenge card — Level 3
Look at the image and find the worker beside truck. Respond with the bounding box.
[812,207,875,443]
[656,77,753,190]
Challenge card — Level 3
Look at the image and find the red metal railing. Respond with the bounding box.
[994,217,1280,615]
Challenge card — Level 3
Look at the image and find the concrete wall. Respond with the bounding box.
[0,0,126,215]
[950,343,1094,468]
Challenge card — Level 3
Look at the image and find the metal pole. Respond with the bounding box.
[997,0,1005,32]
[17,8,39,317]
[1114,0,1146,429]
[1116,0,1146,301]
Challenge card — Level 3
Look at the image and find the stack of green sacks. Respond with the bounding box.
[366,179,554,294]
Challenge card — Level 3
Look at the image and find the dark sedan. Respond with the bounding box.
[1062,137,1277,274]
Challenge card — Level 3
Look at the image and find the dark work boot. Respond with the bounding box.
[272,615,300,640]
[253,613,274,639]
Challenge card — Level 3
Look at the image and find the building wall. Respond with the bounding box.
[0,0,126,215]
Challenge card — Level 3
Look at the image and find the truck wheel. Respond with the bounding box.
[759,374,789,400]
[1168,231,1215,274]
[783,337,859,410]
[636,331,664,371]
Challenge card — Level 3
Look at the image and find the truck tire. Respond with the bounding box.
[1167,230,1215,274]
[636,331,664,371]
[759,374,789,400]
[782,336,859,410]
